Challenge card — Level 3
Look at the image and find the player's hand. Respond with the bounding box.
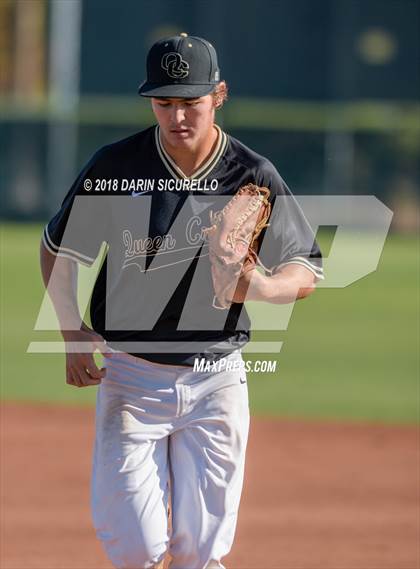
[62,326,108,388]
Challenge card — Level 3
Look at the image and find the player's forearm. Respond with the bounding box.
[238,264,316,304]
[260,270,315,303]
[40,241,83,334]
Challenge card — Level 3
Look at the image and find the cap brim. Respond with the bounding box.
[138,82,215,98]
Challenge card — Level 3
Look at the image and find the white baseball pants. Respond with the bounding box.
[91,350,250,569]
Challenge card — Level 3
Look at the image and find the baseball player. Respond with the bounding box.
[40,33,323,569]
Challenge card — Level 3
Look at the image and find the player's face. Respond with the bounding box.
[151,95,215,149]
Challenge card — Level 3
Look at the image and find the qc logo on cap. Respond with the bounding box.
[138,32,221,99]
[161,52,190,79]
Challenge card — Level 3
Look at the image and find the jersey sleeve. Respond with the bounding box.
[42,151,108,266]
[255,163,324,281]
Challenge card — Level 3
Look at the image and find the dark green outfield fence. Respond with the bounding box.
[0,0,419,219]
[1,98,418,220]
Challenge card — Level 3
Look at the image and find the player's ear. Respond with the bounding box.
[213,81,228,110]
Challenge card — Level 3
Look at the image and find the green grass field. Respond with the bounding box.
[0,223,418,424]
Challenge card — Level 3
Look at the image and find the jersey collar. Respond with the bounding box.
[155,124,227,181]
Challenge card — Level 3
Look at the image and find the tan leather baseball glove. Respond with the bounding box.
[203,183,271,309]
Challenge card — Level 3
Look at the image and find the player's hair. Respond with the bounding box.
[213,81,228,110]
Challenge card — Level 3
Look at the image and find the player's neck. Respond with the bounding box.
[160,125,219,178]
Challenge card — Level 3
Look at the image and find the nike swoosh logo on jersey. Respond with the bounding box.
[132,190,153,197]
[240,377,247,384]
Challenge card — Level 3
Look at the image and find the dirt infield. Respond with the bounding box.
[1,403,418,569]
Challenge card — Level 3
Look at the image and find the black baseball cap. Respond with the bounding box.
[138,32,220,98]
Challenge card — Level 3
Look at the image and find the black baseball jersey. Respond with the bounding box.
[43,124,323,366]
